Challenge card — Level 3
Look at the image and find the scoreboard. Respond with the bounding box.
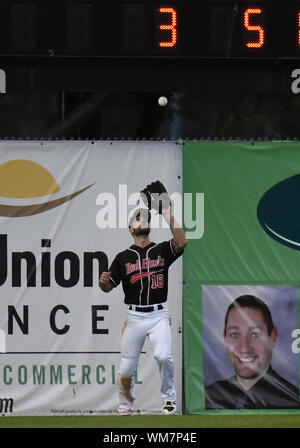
[0,0,300,60]
[1,0,300,91]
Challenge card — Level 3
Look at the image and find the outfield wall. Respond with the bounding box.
[0,139,300,416]
[183,141,300,413]
[0,140,182,415]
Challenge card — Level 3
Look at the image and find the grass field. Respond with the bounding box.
[0,414,299,428]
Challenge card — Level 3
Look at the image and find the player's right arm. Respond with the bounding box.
[99,271,114,293]
[100,253,122,293]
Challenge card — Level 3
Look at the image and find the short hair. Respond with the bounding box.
[224,295,274,336]
[128,208,151,228]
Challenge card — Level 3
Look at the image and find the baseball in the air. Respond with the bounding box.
[158,96,168,107]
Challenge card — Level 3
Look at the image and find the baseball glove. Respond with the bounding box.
[140,180,171,214]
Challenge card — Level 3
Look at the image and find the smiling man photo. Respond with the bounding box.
[205,295,300,409]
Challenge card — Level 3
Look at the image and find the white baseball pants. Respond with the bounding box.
[118,305,176,412]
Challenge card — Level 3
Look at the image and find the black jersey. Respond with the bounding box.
[108,239,183,305]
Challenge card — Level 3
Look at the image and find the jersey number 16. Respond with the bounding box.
[151,274,164,289]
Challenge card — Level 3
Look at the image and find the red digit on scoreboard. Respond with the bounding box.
[158,7,177,48]
[244,8,265,48]
[298,12,300,46]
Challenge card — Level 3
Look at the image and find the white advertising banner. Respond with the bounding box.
[0,140,183,416]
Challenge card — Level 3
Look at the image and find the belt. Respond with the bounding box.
[129,304,163,312]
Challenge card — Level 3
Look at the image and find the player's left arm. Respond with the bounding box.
[162,205,188,253]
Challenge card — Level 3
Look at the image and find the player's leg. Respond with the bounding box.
[118,315,146,413]
[147,312,176,409]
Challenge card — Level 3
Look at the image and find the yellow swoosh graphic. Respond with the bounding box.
[0,184,94,217]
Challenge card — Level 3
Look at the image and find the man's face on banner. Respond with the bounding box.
[224,307,277,381]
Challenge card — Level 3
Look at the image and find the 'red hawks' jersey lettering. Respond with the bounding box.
[126,255,165,275]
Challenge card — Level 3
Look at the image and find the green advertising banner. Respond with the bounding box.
[183,141,300,414]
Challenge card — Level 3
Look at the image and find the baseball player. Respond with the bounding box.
[99,181,187,415]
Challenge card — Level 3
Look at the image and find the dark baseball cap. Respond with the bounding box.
[128,208,151,228]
